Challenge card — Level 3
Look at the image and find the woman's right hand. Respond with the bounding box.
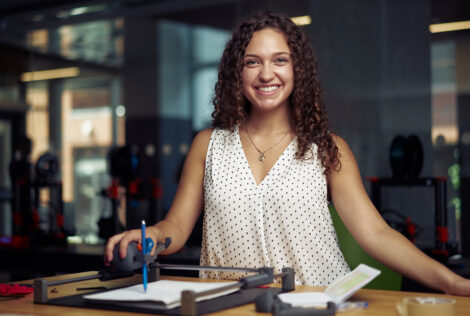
[103,226,161,267]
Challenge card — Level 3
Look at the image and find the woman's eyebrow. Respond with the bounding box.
[243,51,290,58]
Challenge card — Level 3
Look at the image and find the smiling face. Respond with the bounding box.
[242,28,294,113]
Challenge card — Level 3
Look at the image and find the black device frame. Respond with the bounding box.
[33,264,296,316]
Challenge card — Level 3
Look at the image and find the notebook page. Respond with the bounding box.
[325,264,381,303]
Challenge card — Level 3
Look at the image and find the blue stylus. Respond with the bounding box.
[141,220,147,292]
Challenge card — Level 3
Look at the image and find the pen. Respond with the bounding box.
[141,219,147,292]
[336,301,368,312]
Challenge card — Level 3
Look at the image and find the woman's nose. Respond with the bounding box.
[259,64,275,81]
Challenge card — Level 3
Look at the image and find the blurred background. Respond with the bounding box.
[0,0,469,287]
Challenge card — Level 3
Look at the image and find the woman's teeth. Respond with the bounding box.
[258,86,279,92]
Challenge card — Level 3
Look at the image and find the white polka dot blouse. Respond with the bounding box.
[199,127,350,286]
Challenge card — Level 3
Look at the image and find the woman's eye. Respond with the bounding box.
[276,57,288,63]
[245,59,258,66]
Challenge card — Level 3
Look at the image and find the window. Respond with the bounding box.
[158,20,230,130]
[156,20,229,209]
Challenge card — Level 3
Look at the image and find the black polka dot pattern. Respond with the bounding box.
[199,127,350,286]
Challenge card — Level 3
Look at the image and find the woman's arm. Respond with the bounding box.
[104,129,213,265]
[327,134,470,295]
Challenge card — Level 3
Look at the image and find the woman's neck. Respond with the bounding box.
[246,106,293,135]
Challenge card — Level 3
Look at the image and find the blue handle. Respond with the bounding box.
[141,220,147,292]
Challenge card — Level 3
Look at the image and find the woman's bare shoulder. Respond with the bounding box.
[188,128,214,159]
[330,133,353,157]
[193,128,214,146]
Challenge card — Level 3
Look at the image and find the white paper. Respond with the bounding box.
[278,292,330,308]
[325,264,380,303]
[83,280,239,309]
[279,264,381,306]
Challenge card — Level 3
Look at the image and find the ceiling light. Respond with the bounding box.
[70,4,108,16]
[291,15,312,26]
[70,7,88,16]
[429,20,470,33]
[21,67,80,82]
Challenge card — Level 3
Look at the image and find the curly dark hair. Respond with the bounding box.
[211,11,340,174]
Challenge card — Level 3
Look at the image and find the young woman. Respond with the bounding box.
[105,11,470,294]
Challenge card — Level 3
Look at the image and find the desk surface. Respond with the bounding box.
[2,271,470,315]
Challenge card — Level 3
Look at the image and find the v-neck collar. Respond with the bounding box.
[235,126,297,188]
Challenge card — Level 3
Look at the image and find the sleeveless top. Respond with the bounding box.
[199,127,350,286]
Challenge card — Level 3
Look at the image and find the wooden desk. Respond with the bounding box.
[2,272,470,315]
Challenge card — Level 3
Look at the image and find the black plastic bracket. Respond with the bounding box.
[255,290,336,316]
